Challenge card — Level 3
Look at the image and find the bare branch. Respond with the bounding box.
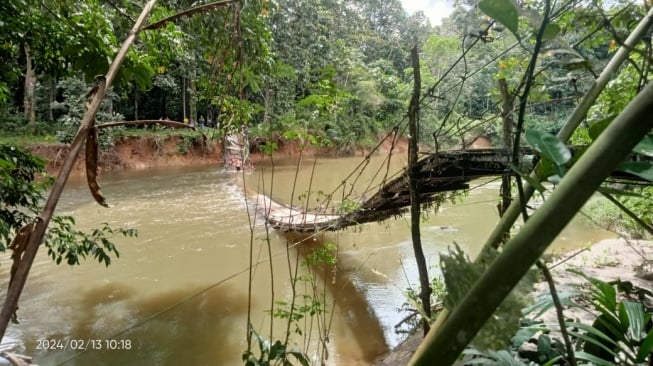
[142,0,239,31]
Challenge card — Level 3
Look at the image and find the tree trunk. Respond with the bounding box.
[182,77,187,120]
[263,88,271,126]
[134,87,139,120]
[189,76,197,123]
[23,44,36,125]
[408,45,431,335]
[48,74,55,121]
[497,78,515,227]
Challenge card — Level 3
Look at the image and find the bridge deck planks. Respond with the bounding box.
[257,147,648,233]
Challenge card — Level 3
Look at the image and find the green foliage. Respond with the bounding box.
[526,127,652,237]
[440,244,537,350]
[305,242,336,266]
[46,217,137,266]
[242,326,310,366]
[336,198,361,215]
[582,195,629,232]
[619,187,653,236]
[0,144,137,266]
[479,0,519,38]
[525,129,571,167]
[618,161,653,183]
[566,270,653,365]
[466,270,653,365]
[0,115,59,140]
[0,145,50,251]
[52,76,125,148]
[582,187,652,238]
[397,274,447,334]
[633,135,653,158]
[252,241,336,365]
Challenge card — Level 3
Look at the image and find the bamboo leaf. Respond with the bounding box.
[567,322,619,347]
[479,0,519,38]
[588,115,616,140]
[542,356,563,366]
[618,161,653,182]
[542,23,560,41]
[622,301,646,341]
[522,287,580,319]
[488,350,527,365]
[525,129,571,166]
[633,134,653,157]
[510,163,547,193]
[567,328,621,358]
[574,351,617,366]
[636,327,653,361]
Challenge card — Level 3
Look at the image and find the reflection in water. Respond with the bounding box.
[37,283,248,365]
[0,158,612,365]
[286,232,389,363]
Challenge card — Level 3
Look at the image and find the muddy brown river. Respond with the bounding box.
[0,156,612,365]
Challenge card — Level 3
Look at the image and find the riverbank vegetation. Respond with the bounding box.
[1,0,653,365]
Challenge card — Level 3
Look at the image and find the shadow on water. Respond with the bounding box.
[283,232,390,364]
[34,282,249,366]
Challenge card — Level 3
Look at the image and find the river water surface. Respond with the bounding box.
[0,156,612,365]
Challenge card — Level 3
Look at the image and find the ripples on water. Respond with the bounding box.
[0,160,611,365]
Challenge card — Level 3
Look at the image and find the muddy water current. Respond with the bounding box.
[0,156,612,365]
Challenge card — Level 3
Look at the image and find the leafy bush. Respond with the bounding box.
[582,191,652,239]
[0,115,60,140]
[52,76,125,148]
[462,270,653,365]
[0,144,136,267]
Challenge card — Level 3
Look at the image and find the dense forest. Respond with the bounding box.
[1,0,625,150]
[1,0,653,365]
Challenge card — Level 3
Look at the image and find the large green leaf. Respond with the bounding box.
[633,134,653,157]
[510,163,547,193]
[535,156,556,180]
[621,301,646,341]
[541,23,560,41]
[574,351,617,366]
[588,115,616,140]
[522,287,580,319]
[618,161,653,182]
[567,322,619,349]
[636,327,653,361]
[479,0,519,38]
[541,356,563,366]
[525,129,571,166]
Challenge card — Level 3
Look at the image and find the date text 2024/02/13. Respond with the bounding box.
[35,338,133,351]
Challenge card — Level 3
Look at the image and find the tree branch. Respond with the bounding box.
[142,0,239,31]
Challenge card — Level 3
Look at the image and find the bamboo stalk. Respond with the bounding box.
[479,6,653,254]
[409,78,653,365]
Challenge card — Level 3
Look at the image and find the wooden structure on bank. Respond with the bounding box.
[259,147,648,233]
[224,131,253,171]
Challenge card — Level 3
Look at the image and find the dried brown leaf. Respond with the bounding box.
[85,127,109,207]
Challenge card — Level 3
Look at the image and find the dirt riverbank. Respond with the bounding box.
[26,133,408,177]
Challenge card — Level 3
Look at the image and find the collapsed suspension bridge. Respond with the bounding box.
[256,147,646,233]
